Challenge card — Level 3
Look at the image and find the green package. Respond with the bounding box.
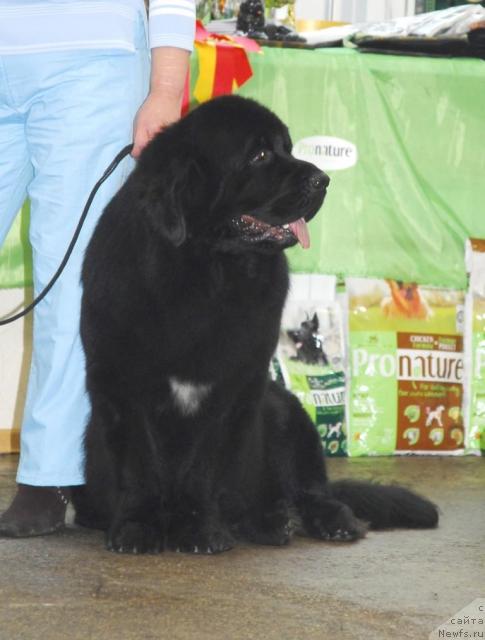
[464,239,485,454]
[272,276,347,456]
[346,277,465,456]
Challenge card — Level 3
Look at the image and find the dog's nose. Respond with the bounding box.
[309,170,330,191]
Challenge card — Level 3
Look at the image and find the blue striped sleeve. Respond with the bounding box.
[149,0,196,51]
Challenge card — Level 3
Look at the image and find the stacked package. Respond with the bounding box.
[345,278,465,456]
[272,275,347,457]
[464,239,485,454]
[274,272,485,457]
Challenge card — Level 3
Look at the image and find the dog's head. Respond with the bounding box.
[134,96,329,252]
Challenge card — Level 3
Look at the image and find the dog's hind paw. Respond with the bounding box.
[106,521,163,554]
[299,496,367,543]
[312,508,367,542]
[242,499,292,546]
[245,522,291,546]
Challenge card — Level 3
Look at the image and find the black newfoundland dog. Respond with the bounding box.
[72,96,438,554]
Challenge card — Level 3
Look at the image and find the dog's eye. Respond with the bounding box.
[250,150,271,165]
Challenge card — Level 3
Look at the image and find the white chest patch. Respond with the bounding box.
[169,377,211,416]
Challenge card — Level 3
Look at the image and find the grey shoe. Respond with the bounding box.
[0,484,71,537]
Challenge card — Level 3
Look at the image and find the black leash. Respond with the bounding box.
[0,144,133,326]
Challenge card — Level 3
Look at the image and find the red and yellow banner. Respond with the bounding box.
[183,21,261,113]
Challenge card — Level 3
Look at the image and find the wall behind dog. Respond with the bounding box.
[295,0,416,21]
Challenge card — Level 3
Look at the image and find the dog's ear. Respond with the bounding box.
[135,139,204,247]
[311,313,319,331]
[139,169,187,247]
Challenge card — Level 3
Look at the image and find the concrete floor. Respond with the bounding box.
[0,454,483,640]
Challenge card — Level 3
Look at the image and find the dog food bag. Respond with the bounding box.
[463,239,485,454]
[345,277,465,456]
[272,275,347,456]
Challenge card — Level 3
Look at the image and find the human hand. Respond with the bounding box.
[132,91,183,158]
[132,47,190,159]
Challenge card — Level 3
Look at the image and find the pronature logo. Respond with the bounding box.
[293,136,357,171]
[353,348,464,383]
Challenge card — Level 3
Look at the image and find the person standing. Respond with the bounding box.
[0,0,195,536]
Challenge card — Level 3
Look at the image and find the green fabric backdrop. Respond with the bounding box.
[0,202,32,289]
[1,48,484,289]
[239,48,485,289]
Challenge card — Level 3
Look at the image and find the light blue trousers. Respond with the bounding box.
[0,44,149,486]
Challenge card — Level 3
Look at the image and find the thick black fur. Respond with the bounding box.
[72,96,438,554]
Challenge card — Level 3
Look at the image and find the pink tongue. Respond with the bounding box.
[289,218,310,249]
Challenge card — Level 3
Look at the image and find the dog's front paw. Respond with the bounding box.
[107,521,163,554]
[168,528,233,554]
